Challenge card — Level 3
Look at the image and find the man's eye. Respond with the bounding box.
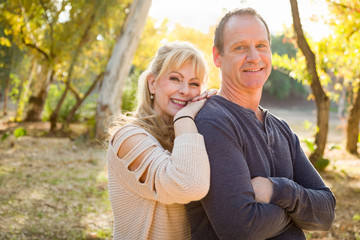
[236,46,244,50]
[257,44,266,48]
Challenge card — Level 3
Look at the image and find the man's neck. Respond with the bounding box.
[218,86,262,112]
[218,84,264,123]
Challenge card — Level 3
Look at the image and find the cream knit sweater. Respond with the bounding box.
[107,124,210,240]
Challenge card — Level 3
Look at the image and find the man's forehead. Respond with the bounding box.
[223,15,268,41]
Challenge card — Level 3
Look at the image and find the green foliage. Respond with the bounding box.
[42,84,64,121]
[314,158,330,171]
[265,32,308,99]
[13,127,27,138]
[264,68,307,99]
[122,69,140,112]
[328,143,341,150]
[304,138,316,152]
[95,228,112,239]
[1,132,9,141]
[0,26,12,91]
[271,33,298,58]
[0,0,131,124]
[8,73,21,102]
[43,83,98,122]
[264,69,291,99]
[353,213,360,222]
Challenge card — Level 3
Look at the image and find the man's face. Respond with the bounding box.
[213,15,272,91]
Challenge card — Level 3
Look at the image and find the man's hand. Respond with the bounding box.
[251,176,273,203]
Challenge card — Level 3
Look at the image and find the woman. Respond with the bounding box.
[107,42,214,239]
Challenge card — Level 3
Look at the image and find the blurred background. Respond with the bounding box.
[0,0,359,239]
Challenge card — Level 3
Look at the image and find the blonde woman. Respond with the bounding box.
[107,42,215,239]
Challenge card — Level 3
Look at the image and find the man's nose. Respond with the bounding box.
[247,47,260,63]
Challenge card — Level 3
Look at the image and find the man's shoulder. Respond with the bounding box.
[197,95,231,119]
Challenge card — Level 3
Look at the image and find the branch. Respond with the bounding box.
[21,26,50,61]
[38,0,54,56]
[63,71,104,125]
[69,84,81,102]
[327,0,360,12]
[53,0,68,23]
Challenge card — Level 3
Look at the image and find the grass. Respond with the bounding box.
[0,135,112,240]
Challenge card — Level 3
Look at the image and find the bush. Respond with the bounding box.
[264,68,307,99]
[122,69,141,112]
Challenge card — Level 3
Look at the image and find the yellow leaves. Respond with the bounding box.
[131,17,221,89]
[334,82,343,91]
[0,37,11,47]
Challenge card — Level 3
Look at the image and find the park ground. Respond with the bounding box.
[0,96,360,239]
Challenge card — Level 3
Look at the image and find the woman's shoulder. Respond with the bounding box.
[110,124,148,141]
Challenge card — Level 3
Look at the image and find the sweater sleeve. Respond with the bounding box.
[269,132,336,231]
[108,125,210,204]
[198,120,291,240]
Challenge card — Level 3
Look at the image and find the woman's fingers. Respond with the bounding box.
[192,89,218,102]
[206,89,218,98]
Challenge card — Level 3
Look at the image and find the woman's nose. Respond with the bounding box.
[179,82,189,95]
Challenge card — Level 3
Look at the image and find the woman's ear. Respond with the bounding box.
[213,46,221,68]
[147,73,156,94]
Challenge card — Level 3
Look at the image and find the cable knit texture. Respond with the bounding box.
[107,124,210,240]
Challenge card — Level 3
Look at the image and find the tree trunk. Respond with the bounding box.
[95,0,152,140]
[346,87,360,155]
[290,0,330,164]
[24,62,53,121]
[3,77,10,116]
[15,59,37,121]
[62,72,104,131]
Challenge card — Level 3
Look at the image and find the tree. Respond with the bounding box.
[0,28,12,116]
[95,0,152,140]
[326,0,360,154]
[290,0,330,164]
[1,0,120,122]
[49,7,97,131]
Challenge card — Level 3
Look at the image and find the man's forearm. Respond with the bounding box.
[269,177,336,231]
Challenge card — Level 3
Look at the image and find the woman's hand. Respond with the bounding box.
[174,99,207,121]
[191,89,218,102]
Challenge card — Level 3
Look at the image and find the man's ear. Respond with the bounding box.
[147,73,156,94]
[213,46,221,68]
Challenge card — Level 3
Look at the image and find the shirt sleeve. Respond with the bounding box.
[108,125,210,204]
[269,129,336,231]
[198,120,291,240]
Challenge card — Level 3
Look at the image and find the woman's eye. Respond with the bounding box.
[190,82,200,87]
[170,77,180,82]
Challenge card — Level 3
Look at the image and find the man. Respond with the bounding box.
[186,8,336,240]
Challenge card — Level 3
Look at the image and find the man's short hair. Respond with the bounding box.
[214,8,271,55]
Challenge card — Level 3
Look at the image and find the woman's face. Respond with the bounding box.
[148,62,203,124]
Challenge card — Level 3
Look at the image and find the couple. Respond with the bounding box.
[107,8,336,240]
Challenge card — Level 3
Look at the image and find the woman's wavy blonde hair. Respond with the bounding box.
[107,41,208,151]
